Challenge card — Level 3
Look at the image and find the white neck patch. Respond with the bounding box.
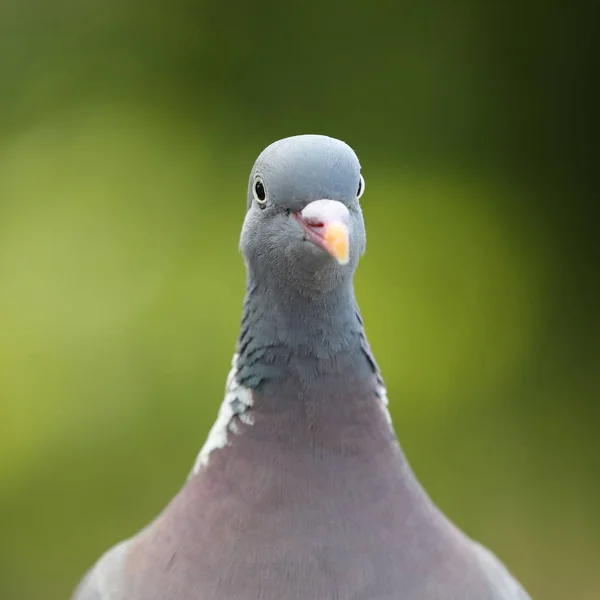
[190,353,254,477]
[376,383,393,429]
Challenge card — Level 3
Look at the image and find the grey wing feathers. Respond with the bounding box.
[70,540,130,600]
[473,541,532,600]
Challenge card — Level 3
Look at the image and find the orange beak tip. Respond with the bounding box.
[324,222,350,265]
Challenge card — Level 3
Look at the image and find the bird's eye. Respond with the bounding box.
[252,177,267,206]
[357,174,365,199]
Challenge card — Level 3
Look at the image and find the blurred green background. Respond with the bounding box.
[1,1,598,598]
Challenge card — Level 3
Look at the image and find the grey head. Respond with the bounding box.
[240,134,367,296]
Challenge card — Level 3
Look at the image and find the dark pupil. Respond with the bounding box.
[255,180,266,201]
[357,179,362,196]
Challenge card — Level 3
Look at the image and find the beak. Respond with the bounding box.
[295,199,350,265]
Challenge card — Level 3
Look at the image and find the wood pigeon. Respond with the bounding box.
[72,134,531,599]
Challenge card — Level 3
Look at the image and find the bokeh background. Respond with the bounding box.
[1,1,598,598]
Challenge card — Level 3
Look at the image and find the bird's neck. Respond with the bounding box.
[235,272,372,391]
[190,271,394,476]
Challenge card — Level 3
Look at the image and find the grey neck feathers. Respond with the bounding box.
[236,270,380,392]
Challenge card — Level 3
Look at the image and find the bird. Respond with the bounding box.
[71,134,531,600]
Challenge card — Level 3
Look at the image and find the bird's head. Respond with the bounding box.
[240,135,366,294]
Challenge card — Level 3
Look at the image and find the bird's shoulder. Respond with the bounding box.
[471,540,532,600]
[70,538,132,600]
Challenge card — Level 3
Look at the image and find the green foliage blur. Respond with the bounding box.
[1,1,598,599]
